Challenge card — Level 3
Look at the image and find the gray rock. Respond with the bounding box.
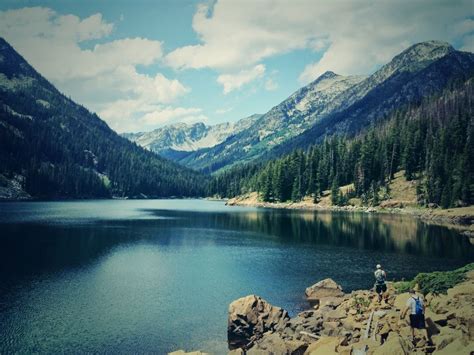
[305,279,344,303]
[228,295,290,350]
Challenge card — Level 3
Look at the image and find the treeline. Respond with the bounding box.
[209,79,474,208]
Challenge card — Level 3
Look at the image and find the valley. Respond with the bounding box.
[1,3,474,355]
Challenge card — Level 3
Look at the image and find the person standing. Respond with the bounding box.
[400,289,431,343]
[374,264,387,303]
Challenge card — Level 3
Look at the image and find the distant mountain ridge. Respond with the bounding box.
[0,37,207,199]
[122,114,261,160]
[273,40,474,156]
[176,71,365,172]
[164,40,474,173]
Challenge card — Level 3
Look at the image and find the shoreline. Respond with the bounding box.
[172,263,474,355]
[226,193,474,237]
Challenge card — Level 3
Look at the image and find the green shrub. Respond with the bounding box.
[393,280,412,293]
[393,263,474,295]
[352,295,371,314]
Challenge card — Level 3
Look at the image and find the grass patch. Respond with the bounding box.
[393,281,412,294]
[352,295,371,314]
[393,263,474,295]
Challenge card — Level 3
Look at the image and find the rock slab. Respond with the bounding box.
[228,295,290,350]
[305,278,344,302]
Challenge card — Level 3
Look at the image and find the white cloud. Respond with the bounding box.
[460,34,474,52]
[142,107,204,126]
[164,0,473,84]
[215,107,233,114]
[265,78,278,91]
[1,3,472,132]
[165,1,313,71]
[0,7,113,43]
[452,19,474,36]
[98,99,205,132]
[217,64,265,94]
[0,7,191,133]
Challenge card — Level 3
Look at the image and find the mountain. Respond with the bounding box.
[270,40,474,155]
[0,38,207,199]
[122,114,261,160]
[179,41,474,173]
[211,77,474,208]
[179,71,365,172]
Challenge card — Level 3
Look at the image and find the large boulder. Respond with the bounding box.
[228,295,290,350]
[305,279,344,302]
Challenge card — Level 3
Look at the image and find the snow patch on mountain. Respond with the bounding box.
[291,71,366,115]
[123,114,261,153]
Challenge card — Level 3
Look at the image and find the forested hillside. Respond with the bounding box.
[209,78,474,208]
[0,38,207,199]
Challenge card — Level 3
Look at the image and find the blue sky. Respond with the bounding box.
[0,0,473,133]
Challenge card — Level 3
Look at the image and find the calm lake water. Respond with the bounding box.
[0,200,472,353]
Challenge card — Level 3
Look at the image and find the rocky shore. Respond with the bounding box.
[226,192,474,238]
[171,265,474,355]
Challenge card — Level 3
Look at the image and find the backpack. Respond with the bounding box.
[413,297,423,315]
[375,270,385,284]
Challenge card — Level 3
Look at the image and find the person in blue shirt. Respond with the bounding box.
[400,289,431,343]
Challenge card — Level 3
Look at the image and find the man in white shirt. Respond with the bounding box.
[400,289,431,342]
[374,264,387,303]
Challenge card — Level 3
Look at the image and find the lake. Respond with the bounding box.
[0,199,472,353]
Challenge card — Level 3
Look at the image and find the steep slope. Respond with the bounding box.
[270,41,474,156]
[122,114,261,160]
[181,41,474,173]
[0,38,207,199]
[211,78,474,209]
[181,72,365,172]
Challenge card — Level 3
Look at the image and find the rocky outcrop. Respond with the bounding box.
[228,295,290,350]
[305,278,344,303]
[227,269,474,354]
[0,174,31,200]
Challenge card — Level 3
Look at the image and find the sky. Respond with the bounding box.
[0,0,473,133]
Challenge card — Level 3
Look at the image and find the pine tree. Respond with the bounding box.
[331,179,340,206]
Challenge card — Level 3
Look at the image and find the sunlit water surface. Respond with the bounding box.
[0,199,472,353]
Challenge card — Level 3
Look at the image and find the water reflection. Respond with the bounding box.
[140,209,472,259]
[1,208,472,284]
[0,201,473,354]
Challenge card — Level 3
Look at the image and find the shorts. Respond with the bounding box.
[375,283,387,294]
[409,314,426,329]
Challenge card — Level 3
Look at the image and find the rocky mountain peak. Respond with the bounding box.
[123,114,261,153]
[397,40,454,62]
[345,40,457,102]
[316,70,338,81]
[381,40,454,77]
